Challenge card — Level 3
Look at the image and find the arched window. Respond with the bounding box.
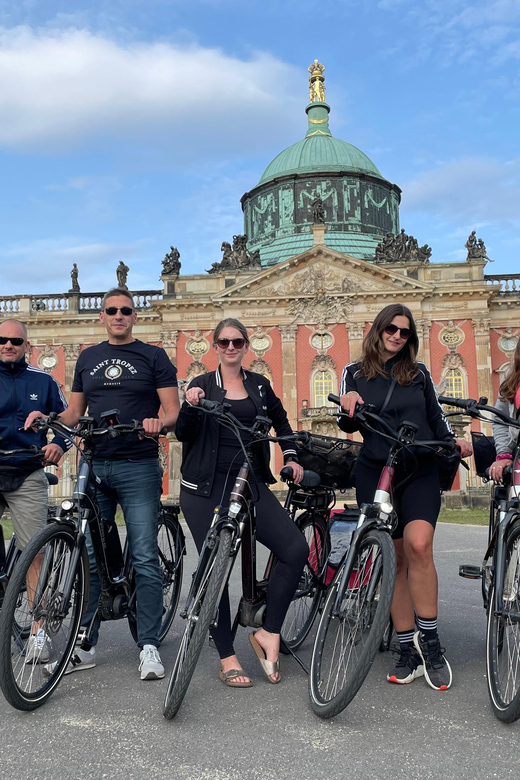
[313,370,335,408]
[443,368,464,399]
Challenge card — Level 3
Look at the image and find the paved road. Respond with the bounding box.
[1,523,516,780]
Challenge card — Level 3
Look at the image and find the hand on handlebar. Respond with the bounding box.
[185,387,205,407]
[340,392,364,418]
[284,460,304,484]
[24,410,47,431]
[489,457,513,483]
[41,442,64,465]
[455,439,473,458]
[142,418,167,437]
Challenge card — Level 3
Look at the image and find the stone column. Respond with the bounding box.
[473,318,493,403]
[279,324,298,429]
[347,321,365,362]
[416,319,431,369]
[160,330,179,367]
[63,344,81,395]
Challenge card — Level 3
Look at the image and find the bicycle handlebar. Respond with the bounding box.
[438,395,520,430]
[30,414,167,441]
[327,393,459,455]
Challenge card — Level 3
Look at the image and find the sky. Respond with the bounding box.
[0,0,518,295]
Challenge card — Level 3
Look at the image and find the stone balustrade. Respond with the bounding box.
[0,290,163,316]
[485,274,520,292]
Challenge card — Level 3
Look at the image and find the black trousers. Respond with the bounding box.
[180,472,309,660]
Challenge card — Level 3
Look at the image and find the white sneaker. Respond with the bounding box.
[43,645,96,676]
[139,644,164,680]
[25,628,50,664]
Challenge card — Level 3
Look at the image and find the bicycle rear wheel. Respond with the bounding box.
[127,510,184,643]
[163,527,233,719]
[486,518,520,723]
[281,512,330,650]
[0,522,87,711]
[309,529,395,720]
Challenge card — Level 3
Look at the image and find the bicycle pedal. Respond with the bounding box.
[459,564,483,579]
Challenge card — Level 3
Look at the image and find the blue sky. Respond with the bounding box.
[0,0,518,294]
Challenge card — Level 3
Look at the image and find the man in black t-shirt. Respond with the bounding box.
[26,288,179,680]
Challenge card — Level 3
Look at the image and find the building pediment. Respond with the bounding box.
[211,246,432,303]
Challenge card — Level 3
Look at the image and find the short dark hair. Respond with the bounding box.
[101,288,135,310]
[213,318,249,344]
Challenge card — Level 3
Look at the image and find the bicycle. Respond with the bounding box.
[163,399,324,719]
[441,394,520,723]
[308,393,459,719]
[0,410,185,711]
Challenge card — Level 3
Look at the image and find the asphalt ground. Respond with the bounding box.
[0,523,517,780]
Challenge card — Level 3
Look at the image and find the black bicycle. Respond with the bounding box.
[0,410,184,711]
[163,400,324,719]
[308,394,459,719]
[442,394,520,723]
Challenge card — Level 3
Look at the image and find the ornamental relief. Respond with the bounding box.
[287,295,353,329]
[311,354,336,371]
[442,352,465,369]
[256,263,387,297]
[249,358,272,379]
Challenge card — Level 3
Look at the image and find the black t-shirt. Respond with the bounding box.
[72,340,178,459]
[216,396,261,474]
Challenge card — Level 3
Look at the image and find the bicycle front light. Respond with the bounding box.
[61,499,74,512]
[379,501,393,515]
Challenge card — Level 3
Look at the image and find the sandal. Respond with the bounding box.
[248,632,281,684]
[219,668,253,688]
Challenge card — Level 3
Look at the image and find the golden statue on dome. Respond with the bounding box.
[308,59,326,103]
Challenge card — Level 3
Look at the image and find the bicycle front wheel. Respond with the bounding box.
[486,518,520,723]
[281,512,330,650]
[127,510,184,644]
[0,522,87,711]
[163,527,233,720]
[309,529,395,720]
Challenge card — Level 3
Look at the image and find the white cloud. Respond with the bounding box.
[0,237,152,293]
[0,26,302,156]
[401,157,520,224]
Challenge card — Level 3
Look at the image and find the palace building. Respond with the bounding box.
[2,61,519,502]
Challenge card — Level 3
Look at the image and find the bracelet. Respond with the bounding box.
[496,453,513,461]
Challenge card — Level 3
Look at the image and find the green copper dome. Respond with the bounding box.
[258,102,382,185]
[241,61,401,266]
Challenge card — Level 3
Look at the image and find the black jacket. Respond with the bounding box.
[175,367,298,496]
[338,358,454,464]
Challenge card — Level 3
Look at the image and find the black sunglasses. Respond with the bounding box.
[215,338,247,349]
[104,306,134,316]
[0,336,25,346]
[384,324,411,339]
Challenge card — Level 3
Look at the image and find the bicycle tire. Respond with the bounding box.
[163,527,233,719]
[0,522,87,711]
[127,510,184,643]
[486,518,520,722]
[309,529,395,719]
[281,512,330,651]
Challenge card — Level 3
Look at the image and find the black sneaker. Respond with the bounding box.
[413,631,452,691]
[387,645,424,684]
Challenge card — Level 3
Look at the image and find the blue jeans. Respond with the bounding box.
[81,459,163,648]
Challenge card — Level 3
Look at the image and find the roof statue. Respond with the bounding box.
[311,195,326,224]
[465,231,493,263]
[162,246,181,276]
[374,230,431,264]
[116,260,129,289]
[69,263,80,293]
[206,235,262,274]
[308,59,326,103]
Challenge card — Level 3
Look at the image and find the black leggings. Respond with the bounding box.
[180,473,309,660]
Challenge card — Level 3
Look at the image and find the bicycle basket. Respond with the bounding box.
[471,431,496,479]
[436,449,461,492]
[296,434,361,490]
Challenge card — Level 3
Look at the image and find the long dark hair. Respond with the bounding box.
[213,318,249,344]
[499,338,520,404]
[360,303,419,385]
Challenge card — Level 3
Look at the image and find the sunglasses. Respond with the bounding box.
[384,324,411,339]
[0,336,25,346]
[104,306,134,316]
[215,338,247,349]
